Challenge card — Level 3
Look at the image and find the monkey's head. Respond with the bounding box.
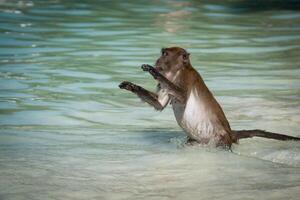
[155,47,190,77]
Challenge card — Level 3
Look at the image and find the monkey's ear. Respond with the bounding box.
[182,53,190,64]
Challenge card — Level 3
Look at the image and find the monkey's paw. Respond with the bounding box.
[141,64,154,72]
[141,64,159,79]
[119,81,136,91]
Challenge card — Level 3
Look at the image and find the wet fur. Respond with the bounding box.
[120,47,300,149]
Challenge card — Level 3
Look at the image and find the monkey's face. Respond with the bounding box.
[155,47,190,77]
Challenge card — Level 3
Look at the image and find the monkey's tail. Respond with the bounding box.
[233,129,300,141]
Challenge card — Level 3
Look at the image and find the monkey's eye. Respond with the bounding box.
[162,51,168,57]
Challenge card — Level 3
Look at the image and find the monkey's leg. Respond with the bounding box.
[119,81,164,111]
[141,64,185,103]
[186,137,198,145]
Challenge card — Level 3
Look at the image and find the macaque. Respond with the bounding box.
[119,47,300,149]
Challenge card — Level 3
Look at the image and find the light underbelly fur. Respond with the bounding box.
[172,88,218,143]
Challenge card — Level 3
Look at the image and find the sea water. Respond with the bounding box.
[0,1,300,199]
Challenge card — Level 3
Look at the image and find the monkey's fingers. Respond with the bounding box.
[141,64,154,72]
[141,64,160,79]
[119,81,135,91]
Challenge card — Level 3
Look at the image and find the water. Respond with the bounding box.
[0,0,300,199]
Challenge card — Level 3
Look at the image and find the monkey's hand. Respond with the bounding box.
[119,80,164,110]
[141,64,185,103]
[119,81,139,92]
[141,64,154,71]
[141,64,159,79]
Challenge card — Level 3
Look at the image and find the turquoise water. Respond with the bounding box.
[0,0,300,199]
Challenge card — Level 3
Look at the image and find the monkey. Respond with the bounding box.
[119,47,300,149]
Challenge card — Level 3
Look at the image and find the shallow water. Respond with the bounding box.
[0,0,300,199]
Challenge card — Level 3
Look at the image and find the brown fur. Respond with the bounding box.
[120,47,300,149]
[156,48,235,147]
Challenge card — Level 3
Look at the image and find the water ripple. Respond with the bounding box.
[0,1,300,199]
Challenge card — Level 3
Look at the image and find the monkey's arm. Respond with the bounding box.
[119,81,169,111]
[141,64,185,103]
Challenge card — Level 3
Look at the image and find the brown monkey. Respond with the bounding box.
[119,47,300,149]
